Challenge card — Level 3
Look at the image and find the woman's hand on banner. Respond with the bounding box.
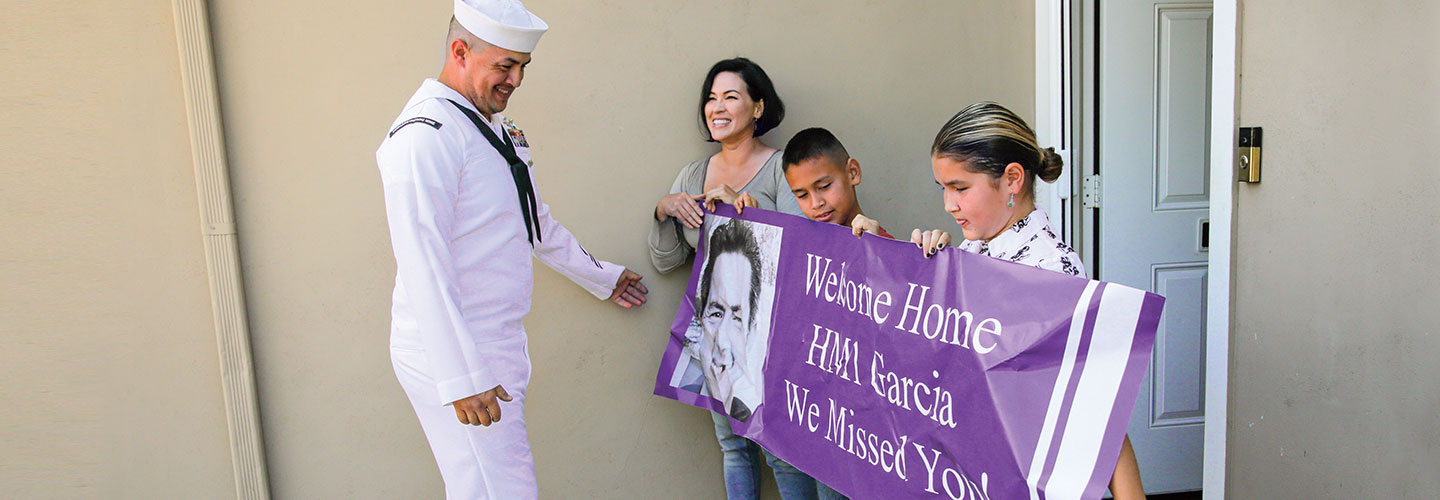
[702,184,757,214]
[851,214,883,237]
[733,191,758,213]
[911,228,952,258]
[609,269,648,308]
[657,192,706,228]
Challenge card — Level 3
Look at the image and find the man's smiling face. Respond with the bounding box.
[699,252,753,405]
[461,41,530,117]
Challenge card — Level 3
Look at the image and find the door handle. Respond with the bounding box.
[1198,219,1209,252]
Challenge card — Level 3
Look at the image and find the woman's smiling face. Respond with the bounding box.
[704,72,762,143]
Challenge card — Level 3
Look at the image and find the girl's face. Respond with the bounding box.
[704,72,762,144]
[931,156,1020,242]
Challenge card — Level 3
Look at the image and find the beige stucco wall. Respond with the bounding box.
[1229,0,1440,497]
[1,1,237,498]
[204,0,1033,497]
[14,0,1440,498]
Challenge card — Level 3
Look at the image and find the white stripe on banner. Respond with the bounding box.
[1044,285,1145,499]
[1027,281,1100,500]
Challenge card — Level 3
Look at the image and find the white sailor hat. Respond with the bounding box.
[453,0,548,53]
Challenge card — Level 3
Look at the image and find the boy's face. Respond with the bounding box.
[786,156,863,226]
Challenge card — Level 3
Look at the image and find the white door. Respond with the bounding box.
[1097,0,1211,494]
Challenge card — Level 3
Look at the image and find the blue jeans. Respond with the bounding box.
[711,412,847,500]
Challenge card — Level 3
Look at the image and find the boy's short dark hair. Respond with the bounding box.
[782,127,850,172]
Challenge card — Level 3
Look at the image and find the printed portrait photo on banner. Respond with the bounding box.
[668,215,784,422]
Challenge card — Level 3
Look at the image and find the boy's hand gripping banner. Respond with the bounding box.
[653,205,1163,500]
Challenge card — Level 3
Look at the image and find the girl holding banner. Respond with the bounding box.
[907,102,1147,499]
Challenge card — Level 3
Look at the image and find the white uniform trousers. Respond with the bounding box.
[392,347,537,499]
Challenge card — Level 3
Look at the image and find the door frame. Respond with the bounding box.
[1034,0,1236,497]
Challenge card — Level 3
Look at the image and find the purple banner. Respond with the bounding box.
[653,205,1163,500]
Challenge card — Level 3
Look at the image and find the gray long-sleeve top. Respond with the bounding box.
[648,151,803,274]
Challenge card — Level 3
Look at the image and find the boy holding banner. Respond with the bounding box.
[709,127,894,241]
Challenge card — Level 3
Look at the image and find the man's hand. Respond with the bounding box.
[850,214,883,237]
[609,269,648,308]
[910,228,952,258]
[702,184,758,214]
[656,192,706,228]
[452,384,512,426]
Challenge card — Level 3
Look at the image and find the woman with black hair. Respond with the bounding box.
[648,58,840,499]
[649,57,800,273]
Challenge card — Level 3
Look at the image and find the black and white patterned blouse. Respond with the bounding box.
[957,208,1086,278]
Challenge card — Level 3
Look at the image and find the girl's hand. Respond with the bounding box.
[702,184,758,214]
[851,214,882,237]
[657,192,706,228]
[910,228,952,258]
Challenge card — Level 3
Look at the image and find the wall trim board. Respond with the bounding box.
[169,0,272,498]
[1202,0,1237,497]
[1034,0,1078,245]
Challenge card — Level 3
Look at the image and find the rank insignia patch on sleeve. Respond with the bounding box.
[388,117,442,137]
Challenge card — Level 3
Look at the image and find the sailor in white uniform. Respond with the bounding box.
[376,1,648,497]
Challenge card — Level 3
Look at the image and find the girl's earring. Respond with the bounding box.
[1008,193,1015,208]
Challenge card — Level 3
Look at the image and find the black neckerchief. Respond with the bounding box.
[445,99,541,245]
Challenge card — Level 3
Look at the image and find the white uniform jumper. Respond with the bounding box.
[377,78,623,499]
